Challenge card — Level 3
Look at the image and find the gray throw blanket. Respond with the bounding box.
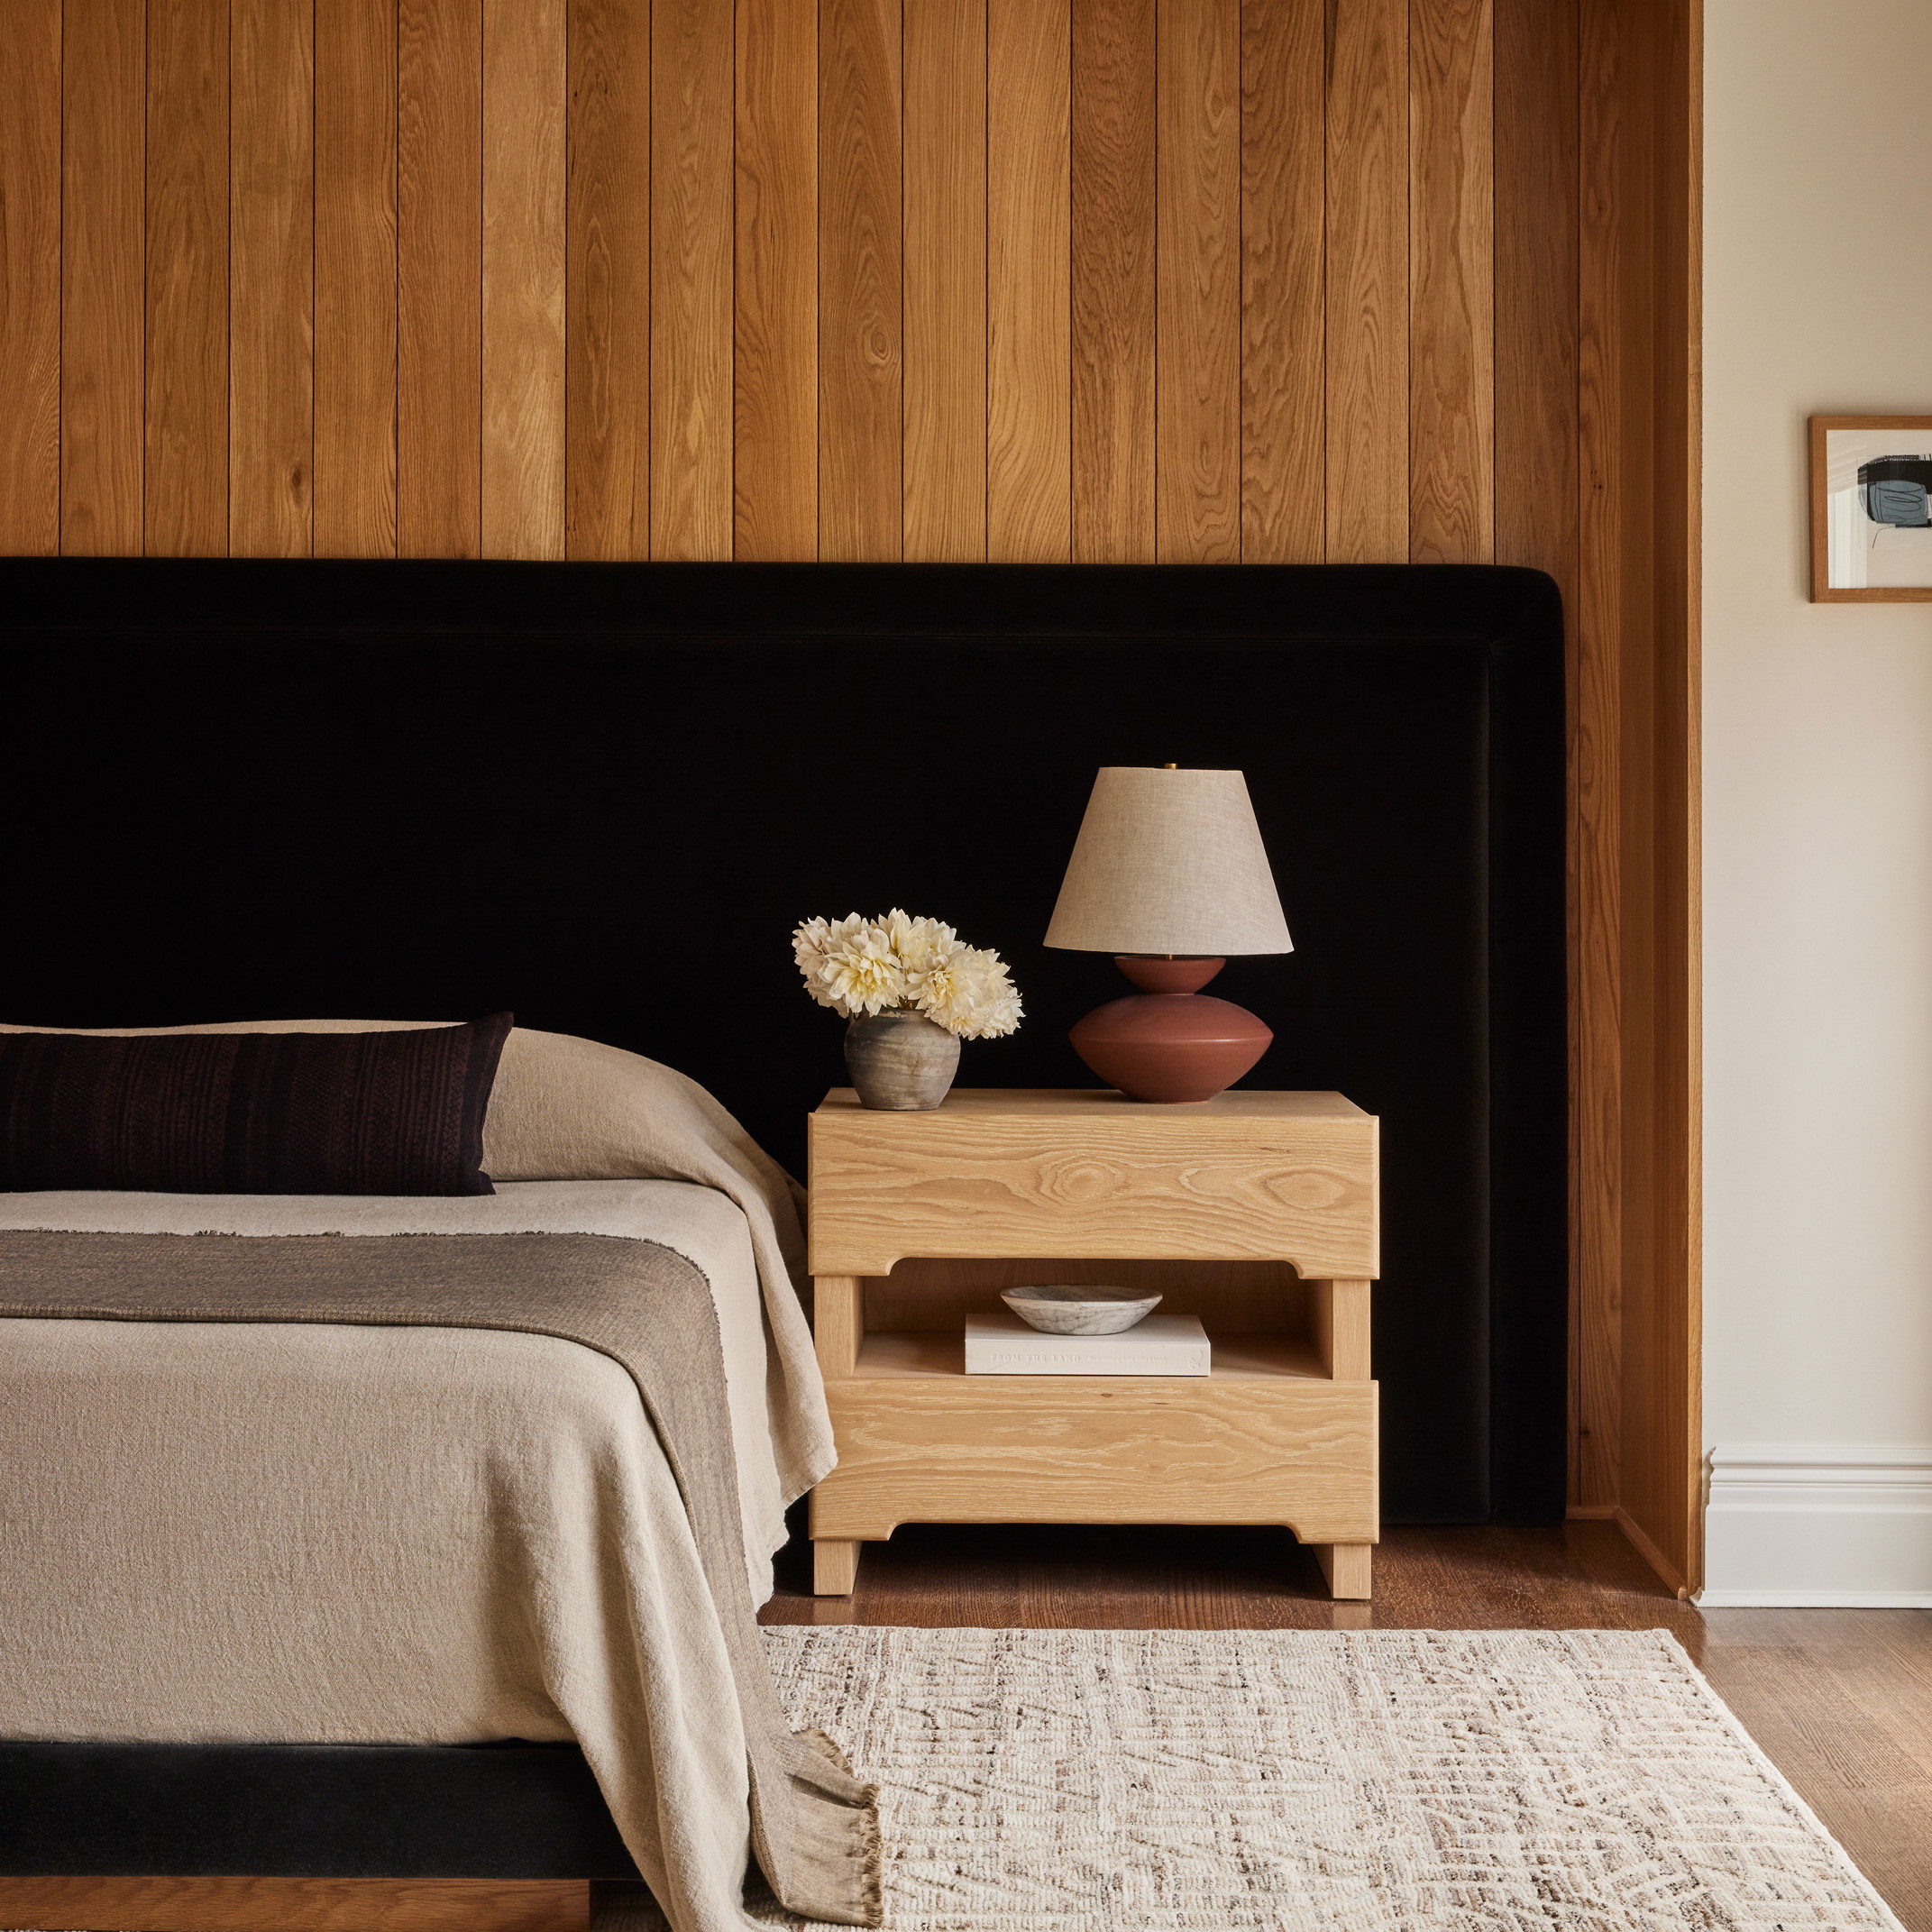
[0,1229,880,1931]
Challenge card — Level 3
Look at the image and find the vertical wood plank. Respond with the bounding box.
[986,0,1069,562]
[1610,0,1700,1593]
[315,0,398,557]
[230,0,313,558]
[1239,0,1323,563]
[62,0,146,556]
[564,0,649,559]
[818,0,902,562]
[1157,0,1240,563]
[1574,0,1623,1515]
[652,0,734,561]
[0,0,62,555]
[1494,0,1588,1499]
[902,0,985,561]
[398,0,482,559]
[1408,0,1491,563]
[1323,0,1406,563]
[1494,0,1575,584]
[735,0,817,559]
[146,0,230,556]
[1070,0,1155,563]
[482,0,565,558]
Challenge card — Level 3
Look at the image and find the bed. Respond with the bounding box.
[0,1021,876,1932]
[0,555,1568,1929]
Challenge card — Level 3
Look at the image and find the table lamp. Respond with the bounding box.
[1044,765,1293,1103]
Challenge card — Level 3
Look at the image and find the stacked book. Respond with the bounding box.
[963,1309,1210,1376]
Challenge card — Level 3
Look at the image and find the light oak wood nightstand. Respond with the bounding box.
[806,1087,1379,1598]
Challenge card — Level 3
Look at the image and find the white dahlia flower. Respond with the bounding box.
[791,916,841,1008]
[812,915,907,1017]
[794,911,1021,1035]
[917,943,1023,1039]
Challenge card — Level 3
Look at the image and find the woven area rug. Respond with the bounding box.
[762,1625,1902,1931]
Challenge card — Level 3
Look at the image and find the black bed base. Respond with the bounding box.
[0,1740,639,1881]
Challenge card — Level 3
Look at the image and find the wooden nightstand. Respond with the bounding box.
[806,1088,1379,1598]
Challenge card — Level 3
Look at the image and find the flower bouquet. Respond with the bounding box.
[793,910,1021,1110]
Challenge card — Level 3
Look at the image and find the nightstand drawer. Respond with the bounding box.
[813,1375,1378,1544]
[809,1088,1378,1277]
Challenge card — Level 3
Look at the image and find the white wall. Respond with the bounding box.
[1702,0,1932,1603]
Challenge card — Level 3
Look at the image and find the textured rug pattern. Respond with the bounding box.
[762,1625,1901,1931]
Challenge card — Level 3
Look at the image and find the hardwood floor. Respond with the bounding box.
[762,1518,1932,1929]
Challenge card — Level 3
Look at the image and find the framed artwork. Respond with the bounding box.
[1810,415,1932,601]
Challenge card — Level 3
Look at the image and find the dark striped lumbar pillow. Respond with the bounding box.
[0,1015,512,1195]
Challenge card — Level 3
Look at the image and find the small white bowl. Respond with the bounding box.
[1000,1286,1163,1336]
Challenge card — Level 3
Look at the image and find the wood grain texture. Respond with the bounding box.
[1314,1542,1373,1598]
[809,1089,1379,1278]
[564,0,649,559]
[1308,1277,1372,1379]
[734,0,818,559]
[1407,0,1491,562]
[61,0,148,555]
[0,1876,585,1932]
[1157,0,1240,562]
[398,0,482,558]
[1238,0,1323,563]
[1493,0,1577,583]
[813,1536,864,1593]
[1572,0,1624,1516]
[1615,0,1700,1597]
[814,1273,865,1376]
[902,0,986,560]
[0,0,61,555]
[481,0,565,558]
[145,0,230,555]
[229,0,313,557]
[986,0,1069,561]
[1572,0,1703,1589]
[1323,0,1407,563]
[812,1374,1378,1543]
[652,0,734,559]
[1494,0,1589,1498]
[810,1086,1378,1596]
[1070,0,1155,562]
[1669,0,1703,1597]
[818,0,902,561]
[315,0,398,557]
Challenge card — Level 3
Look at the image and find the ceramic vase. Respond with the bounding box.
[844,1009,960,1110]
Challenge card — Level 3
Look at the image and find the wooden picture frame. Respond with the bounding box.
[1809,415,1932,601]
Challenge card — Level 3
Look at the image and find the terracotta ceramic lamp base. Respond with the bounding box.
[1067,956,1272,1103]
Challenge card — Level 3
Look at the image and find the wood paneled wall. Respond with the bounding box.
[2,0,1533,567]
[0,0,1701,1583]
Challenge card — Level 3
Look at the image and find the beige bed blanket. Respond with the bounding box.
[0,1021,838,1516]
[1,1181,801,1597]
[0,1222,876,1932]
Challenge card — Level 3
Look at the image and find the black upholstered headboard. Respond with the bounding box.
[0,559,1565,1525]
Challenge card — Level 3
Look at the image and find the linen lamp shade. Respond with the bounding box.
[1046,765,1292,1102]
[1045,767,1293,957]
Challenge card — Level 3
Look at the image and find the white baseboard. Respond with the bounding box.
[1699,1443,1932,1607]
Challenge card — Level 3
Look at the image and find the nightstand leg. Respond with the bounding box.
[813,1538,862,1596]
[1315,1543,1373,1600]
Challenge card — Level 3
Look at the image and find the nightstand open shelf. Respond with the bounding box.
[850,1328,1329,1380]
[806,1088,1380,1600]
